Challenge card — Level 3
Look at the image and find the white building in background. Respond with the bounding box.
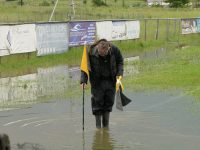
[147,0,169,6]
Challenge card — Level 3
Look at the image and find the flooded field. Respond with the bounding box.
[1,90,200,150]
[1,48,200,149]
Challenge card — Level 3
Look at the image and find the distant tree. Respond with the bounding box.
[166,0,189,7]
[92,0,106,6]
[83,0,87,4]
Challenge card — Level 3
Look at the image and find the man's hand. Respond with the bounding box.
[81,83,87,90]
[116,76,123,92]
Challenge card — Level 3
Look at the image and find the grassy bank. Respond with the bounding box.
[124,45,200,99]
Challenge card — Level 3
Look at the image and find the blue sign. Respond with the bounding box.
[69,22,96,46]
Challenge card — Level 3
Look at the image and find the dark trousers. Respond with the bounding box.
[91,80,115,128]
[91,80,115,115]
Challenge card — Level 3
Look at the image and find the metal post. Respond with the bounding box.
[82,84,85,131]
[156,19,159,40]
[144,19,147,41]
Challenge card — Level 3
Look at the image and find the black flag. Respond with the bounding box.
[116,86,132,110]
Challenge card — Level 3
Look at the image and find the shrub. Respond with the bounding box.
[39,0,50,6]
[166,0,189,7]
[92,0,106,6]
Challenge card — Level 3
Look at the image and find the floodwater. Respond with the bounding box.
[1,49,200,149]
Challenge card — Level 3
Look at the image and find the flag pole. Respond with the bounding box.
[82,84,85,131]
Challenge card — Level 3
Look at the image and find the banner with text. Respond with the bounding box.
[69,22,96,46]
[36,23,69,56]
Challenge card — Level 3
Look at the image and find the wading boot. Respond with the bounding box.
[103,112,110,128]
[95,115,102,128]
[0,133,10,150]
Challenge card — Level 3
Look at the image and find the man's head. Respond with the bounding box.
[97,40,110,56]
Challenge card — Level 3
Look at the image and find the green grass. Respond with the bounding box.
[124,45,200,99]
[0,0,200,22]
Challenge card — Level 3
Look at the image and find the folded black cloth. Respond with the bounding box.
[120,90,132,106]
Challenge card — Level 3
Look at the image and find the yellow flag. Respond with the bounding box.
[80,45,89,77]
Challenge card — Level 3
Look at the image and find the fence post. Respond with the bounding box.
[166,18,169,41]
[174,19,177,35]
[155,19,159,40]
[178,19,181,46]
[144,19,147,41]
[27,52,30,60]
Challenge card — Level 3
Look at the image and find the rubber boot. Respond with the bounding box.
[0,134,10,150]
[102,112,110,128]
[95,115,102,128]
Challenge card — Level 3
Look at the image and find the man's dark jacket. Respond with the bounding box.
[81,41,124,88]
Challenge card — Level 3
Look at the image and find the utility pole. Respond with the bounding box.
[70,0,76,19]
[49,0,59,22]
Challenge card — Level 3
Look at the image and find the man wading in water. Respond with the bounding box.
[81,39,124,128]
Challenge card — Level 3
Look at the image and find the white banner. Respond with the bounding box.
[36,23,69,56]
[0,26,10,56]
[9,24,36,54]
[96,20,140,41]
[96,21,112,41]
[125,21,140,39]
[112,21,127,41]
[181,19,198,34]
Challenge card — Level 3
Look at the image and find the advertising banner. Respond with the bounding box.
[96,20,140,41]
[125,21,140,39]
[96,21,112,41]
[112,21,127,40]
[69,22,96,46]
[36,23,69,56]
[181,19,198,34]
[9,24,36,54]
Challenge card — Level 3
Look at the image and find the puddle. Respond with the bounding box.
[0,91,200,150]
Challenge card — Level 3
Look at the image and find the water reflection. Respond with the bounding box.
[0,65,80,109]
[140,47,167,60]
[92,129,114,150]
[0,60,139,109]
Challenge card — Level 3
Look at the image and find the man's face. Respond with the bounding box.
[98,47,109,57]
